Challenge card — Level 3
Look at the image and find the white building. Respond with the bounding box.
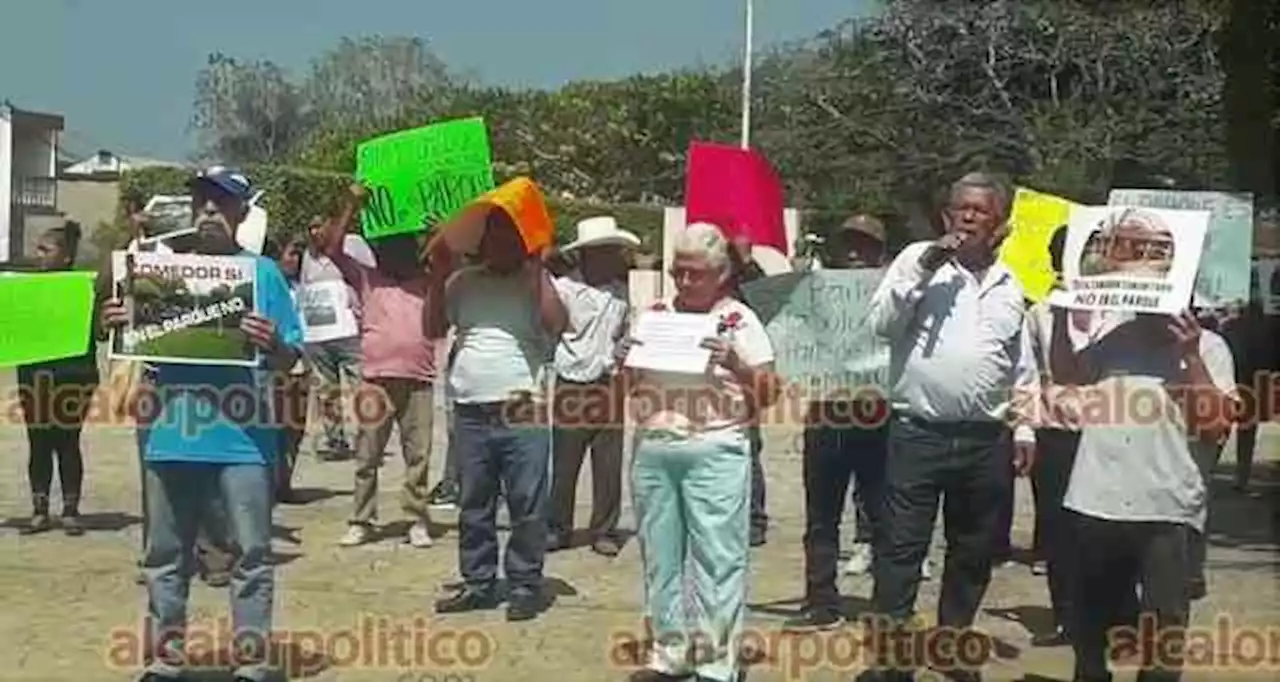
[0,102,63,262]
[62,149,183,176]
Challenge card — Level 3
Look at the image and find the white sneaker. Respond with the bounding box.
[921,558,933,580]
[844,543,873,575]
[338,524,371,547]
[407,521,434,548]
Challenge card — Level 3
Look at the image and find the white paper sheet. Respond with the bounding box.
[624,310,718,374]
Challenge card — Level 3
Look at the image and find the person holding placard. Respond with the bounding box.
[1047,305,1238,682]
[545,216,637,557]
[425,202,568,622]
[300,215,374,460]
[319,185,440,550]
[15,221,102,536]
[621,222,782,682]
[100,166,303,682]
[862,172,1038,682]
[268,236,311,504]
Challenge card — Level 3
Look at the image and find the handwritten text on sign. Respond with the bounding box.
[0,271,95,367]
[742,269,890,399]
[356,117,495,240]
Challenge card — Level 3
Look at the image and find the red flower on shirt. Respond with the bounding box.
[717,310,744,335]
[651,301,669,312]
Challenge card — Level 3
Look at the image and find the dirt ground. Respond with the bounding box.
[0,371,1276,682]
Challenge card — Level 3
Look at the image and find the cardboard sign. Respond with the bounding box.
[684,142,787,254]
[742,269,890,400]
[1107,189,1253,307]
[1049,205,1210,314]
[356,117,495,240]
[0,271,96,367]
[999,187,1077,302]
[110,252,260,367]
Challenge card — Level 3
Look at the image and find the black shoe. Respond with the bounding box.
[628,669,692,681]
[592,535,621,557]
[137,672,182,681]
[547,529,570,552]
[749,526,766,547]
[1188,577,1208,601]
[506,590,543,622]
[427,480,460,511]
[781,609,844,633]
[1031,626,1071,647]
[435,587,500,614]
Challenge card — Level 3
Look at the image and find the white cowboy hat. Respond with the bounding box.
[562,216,641,252]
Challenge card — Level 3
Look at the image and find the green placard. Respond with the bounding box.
[356,117,495,240]
[0,271,95,367]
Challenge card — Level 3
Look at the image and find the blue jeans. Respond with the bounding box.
[454,401,551,595]
[633,430,751,682]
[142,462,274,681]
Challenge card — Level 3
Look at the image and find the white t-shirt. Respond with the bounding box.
[1064,329,1239,532]
[446,266,554,404]
[299,235,376,344]
[630,297,775,443]
[551,274,629,383]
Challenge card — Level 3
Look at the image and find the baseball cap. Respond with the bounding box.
[190,165,255,203]
[838,214,887,243]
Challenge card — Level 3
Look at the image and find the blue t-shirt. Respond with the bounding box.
[138,254,304,465]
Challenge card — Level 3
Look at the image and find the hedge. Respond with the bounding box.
[115,165,666,258]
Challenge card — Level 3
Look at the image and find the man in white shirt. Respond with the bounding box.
[546,217,636,557]
[863,172,1037,682]
[299,218,375,459]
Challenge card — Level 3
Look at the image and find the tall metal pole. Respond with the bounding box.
[740,0,754,149]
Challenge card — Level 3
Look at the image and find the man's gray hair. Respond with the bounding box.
[674,222,731,271]
[949,171,1014,222]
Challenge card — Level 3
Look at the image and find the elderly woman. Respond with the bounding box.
[622,222,781,682]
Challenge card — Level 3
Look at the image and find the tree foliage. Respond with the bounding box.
[187,2,1277,245]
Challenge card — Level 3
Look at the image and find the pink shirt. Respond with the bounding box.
[331,251,436,383]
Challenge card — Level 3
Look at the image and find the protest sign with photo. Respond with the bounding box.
[0,271,96,367]
[1251,258,1280,315]
[110,252,259,366]
[299,279,358,344]
[356,117,495,240]
[999,187,1077,303]
[742,269,890,400]
[1107,189,1253,307]
[1048,205,1210,314]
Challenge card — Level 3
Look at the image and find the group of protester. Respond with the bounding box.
[6,163,1274,682]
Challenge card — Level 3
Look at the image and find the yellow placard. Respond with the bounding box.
[999,187,1077,302]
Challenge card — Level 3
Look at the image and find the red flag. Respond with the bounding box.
[684,141,787,254]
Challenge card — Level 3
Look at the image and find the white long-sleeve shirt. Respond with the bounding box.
[867,241,1037,443]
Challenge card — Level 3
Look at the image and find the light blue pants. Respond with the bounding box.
[632,431,751,682]
[142,462,274,681]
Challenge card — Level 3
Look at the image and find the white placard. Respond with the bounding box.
[624,310,718,374]
[299,279,359,343]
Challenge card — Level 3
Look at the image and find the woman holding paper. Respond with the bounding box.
[621,222,781,682]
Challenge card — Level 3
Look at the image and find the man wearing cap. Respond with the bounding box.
[545,216,637,557]
[101,166,303,682]
[785,213,907,632]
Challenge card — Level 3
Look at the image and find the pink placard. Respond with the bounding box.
[684,141,787,254]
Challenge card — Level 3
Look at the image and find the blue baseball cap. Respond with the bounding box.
[190,165,255,203]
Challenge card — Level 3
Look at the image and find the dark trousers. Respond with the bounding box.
[549,377,624,538]
[1188,439,1225,593]
[749,424,767,532]
[454,401,551,596]
[1069,512,1189,682]
[18,373,96,515]
[992,441,1015,561]
[273,371,310,499]
[872,416,1012,630]
[802,402,888,613]
[1031,429,1080,631]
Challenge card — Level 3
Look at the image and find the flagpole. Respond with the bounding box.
[740,0,753,149]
